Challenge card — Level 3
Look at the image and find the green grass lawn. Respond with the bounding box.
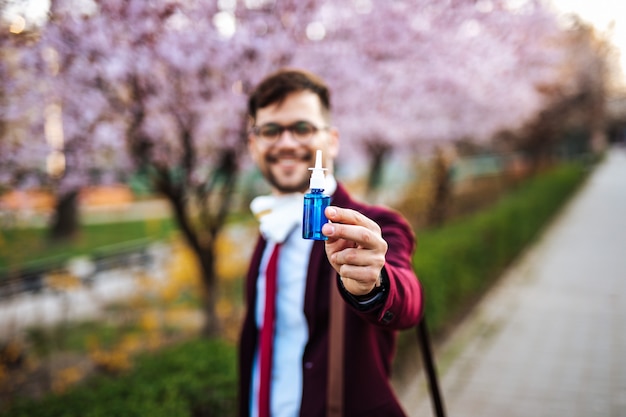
[0,218,177,275]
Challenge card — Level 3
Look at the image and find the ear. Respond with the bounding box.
[327,127,340,161]
[248,133,262,165]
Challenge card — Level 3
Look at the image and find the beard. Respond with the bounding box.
[263,148,314,194]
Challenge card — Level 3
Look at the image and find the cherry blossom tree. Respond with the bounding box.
[292,0,579,193]
[1,10,130,239]
[0,26,46,192]
[511,18,612,165]
[2,0,611,332]
[2,0,325,334]
[10,0,314,335]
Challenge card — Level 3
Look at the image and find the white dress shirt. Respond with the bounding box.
[250,231,313,417]
[249,175,336,417]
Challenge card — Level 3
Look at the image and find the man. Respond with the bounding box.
[239,68,423,417]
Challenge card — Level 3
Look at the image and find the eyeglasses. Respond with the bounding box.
[250,121,329,143]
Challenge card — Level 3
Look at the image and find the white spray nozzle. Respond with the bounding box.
[309,149,327,190]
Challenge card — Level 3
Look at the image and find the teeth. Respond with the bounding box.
[267,153,310,165]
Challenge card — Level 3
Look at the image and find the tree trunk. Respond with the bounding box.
[162,184,222,337]
[49,190,79,241]
[426,148,452,227]
[365,142,391,199]
[196,247,220,336]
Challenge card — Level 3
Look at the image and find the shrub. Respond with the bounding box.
[2,338,237,417]
[413,162,588,334]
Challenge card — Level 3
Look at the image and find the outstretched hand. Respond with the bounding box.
[322,206,388,296]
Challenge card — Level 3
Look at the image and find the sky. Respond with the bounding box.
[548,0,626,88]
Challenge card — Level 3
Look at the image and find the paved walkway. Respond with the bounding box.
[398,147,626,417]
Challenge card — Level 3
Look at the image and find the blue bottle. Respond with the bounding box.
[303,150,330,240]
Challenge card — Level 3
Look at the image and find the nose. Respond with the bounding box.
[275,128,299,145]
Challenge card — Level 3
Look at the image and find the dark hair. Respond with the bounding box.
[247,68,331,121]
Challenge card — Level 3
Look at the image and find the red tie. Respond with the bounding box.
[259,243,280,417]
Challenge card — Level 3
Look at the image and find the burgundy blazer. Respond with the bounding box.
[238,183,423,417]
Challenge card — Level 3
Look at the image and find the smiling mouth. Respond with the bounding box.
[266,150,313,165]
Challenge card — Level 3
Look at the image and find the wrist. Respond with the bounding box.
[337,270,389,311]
[353,275,384,301]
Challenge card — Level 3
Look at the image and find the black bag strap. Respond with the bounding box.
[417,317,447,417]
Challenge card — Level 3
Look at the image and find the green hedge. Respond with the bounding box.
[414,162,589,333]
[2,338,237,417]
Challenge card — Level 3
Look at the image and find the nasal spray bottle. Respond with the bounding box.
[303,150,330,240]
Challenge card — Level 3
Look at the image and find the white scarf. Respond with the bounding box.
[250,175,337,243]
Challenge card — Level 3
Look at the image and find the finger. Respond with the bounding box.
[323,228,355,251]
[331,247,372,267]
[325,206,381,233]
[323,222,384,251]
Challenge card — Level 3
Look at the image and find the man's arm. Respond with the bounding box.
[322,206,423,329]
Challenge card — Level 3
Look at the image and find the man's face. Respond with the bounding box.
[248,91,339,195]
